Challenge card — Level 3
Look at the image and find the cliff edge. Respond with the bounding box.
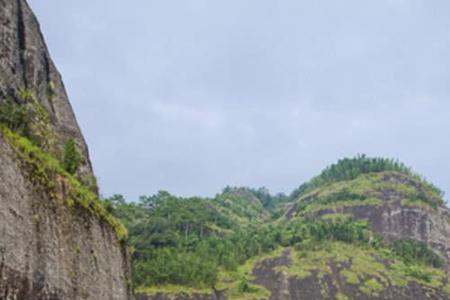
[0,1,133,299]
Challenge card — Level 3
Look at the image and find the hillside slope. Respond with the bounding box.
[118,157,450,300]
[0,1,132,299]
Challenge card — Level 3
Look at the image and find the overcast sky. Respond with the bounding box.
[29,0,450,201]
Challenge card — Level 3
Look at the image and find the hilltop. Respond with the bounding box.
[108,156,450,300]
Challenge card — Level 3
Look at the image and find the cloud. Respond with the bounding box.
[29,0,450,201]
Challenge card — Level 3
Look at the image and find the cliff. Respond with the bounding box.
[0,0,133,299]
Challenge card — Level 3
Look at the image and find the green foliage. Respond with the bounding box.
[0,98,31,135]
[359,278,384,296]
[105,156,447,295]
[112,187,447,294]
[297,188,366,212]
[291,154,444,200]
[291,169,444,218]
[1,126,127,241]
[238,278,258,293]
[111,190,376,290]
[109,191,279,288]
[392,240,444,268]
[1,89,56,150]
[402,265,432,283]
[222,186,288,210]
[19,88,34,101]
[62,138,82,174]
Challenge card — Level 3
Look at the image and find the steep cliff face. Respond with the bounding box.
[287,171,450,265]
[0,0,93,182]
[0,1,133,299]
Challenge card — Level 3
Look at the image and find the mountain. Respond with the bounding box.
[113,156,450,300]
[2,2,450,300]
[0,1,133,299]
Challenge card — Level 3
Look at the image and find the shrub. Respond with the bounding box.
[0,98,30,135]
[402,265,432,283]
[291,155,444,200]
[62,138,82,174]
[392,240,444,268]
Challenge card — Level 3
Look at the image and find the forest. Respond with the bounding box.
[106,156,445,291]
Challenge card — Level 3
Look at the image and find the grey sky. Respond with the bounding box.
[29,0,450,201]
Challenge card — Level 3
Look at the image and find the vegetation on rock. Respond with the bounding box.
[290,155,444,202]
[108,155,449,299]
[0,126,127,241]
[62,138,82,174]
[110,156,446,299]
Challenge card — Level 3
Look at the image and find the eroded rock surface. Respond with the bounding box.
[0,1,133,299]
[0,0,93,180]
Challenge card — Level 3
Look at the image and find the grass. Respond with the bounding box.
[135,285,211,297]
[291,172,445,219]
[273,242,450,297]
[1,126,127,241]
[139,241,450,298]
[302,198,382,214]
[359,278,384,296]
[135,248,278,299]
[215,249,282,299]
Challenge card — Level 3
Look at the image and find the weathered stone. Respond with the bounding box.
[0,0,93,182]
[0,1,133,299]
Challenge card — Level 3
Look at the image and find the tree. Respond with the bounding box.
[62,138,82,174]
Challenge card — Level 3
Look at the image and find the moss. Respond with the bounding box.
[19,88,34,101]
[275,242,450,297]
[291,156,444,201]
[19,88,56,150]
[1,126,127,241]
[302,198,382,214]
[216,249,280,299]
[320,280,330,298]
[360,278,384,296]
[135,285,211,297]
[401,198,435,210]
[319,213,353,220]
[293,171,444,218]
[46,81,56,107]
[336,292,350,300]
[340,269,360,284]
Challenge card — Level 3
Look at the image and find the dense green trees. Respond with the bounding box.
[62,139,82,174]
[105,156,446,291]
[109,189,445,290]
[291,155,444,200]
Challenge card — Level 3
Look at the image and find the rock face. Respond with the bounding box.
[288,172,450,266]
[0,0,93,180]
[250,247,449,300]
[0,1,133,299]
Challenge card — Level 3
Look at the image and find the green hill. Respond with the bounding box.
[109,155,450,300]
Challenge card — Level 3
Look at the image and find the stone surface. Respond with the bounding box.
[0,1,133,299]
[251,251,449,300]
[0,0,93,180]
[301,173,450,266]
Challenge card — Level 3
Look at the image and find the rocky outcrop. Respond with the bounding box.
[251,248,449,300]
[0,0,93,182]
[290,172,450,266]
[0,1,133,299]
